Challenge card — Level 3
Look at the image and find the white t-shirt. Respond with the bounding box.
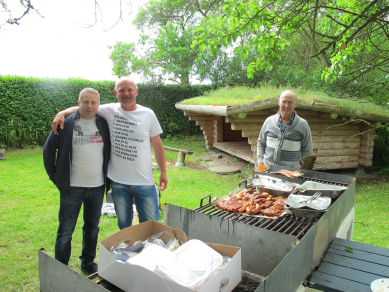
[97,103,163,185]
[70,118,104,187]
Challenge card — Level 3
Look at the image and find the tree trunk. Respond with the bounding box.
[180,73,190,84]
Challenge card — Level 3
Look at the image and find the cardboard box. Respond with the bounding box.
[98,221,241,292]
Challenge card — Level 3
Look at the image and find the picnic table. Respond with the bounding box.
[309,237,389,292]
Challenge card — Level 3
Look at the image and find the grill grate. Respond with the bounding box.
[194,174,350,241]
[302,177,349,187]
[193,203,317,240]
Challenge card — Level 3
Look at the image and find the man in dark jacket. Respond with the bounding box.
[43,88,111,274]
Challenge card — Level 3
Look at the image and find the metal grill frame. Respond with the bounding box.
[164,167,356,292]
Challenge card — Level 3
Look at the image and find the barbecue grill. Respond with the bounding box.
[164,165,355,291]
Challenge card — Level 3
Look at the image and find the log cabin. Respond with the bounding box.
[176,97,389,171]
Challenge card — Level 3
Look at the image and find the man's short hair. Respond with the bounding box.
[79,88,100,101]
[115,76,138,90]
[279,90,297,103]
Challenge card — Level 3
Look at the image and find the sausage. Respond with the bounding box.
[255,194,269,198]
[238,202,248,213]
[254,198,266,204]
[251,204,262,215]
[246,205,255,215]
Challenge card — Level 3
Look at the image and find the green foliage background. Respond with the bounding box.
[0,75,216,147]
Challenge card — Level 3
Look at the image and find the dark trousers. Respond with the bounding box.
[55,185,104,266]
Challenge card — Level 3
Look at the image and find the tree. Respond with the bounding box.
[108,0,225,84]
[0,0,39,29]
[1,0,135,31]
[193,0,389,104]
[108,42,137,78]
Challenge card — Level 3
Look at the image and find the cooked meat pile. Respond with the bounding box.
[216,189,287,217]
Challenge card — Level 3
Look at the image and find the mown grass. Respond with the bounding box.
[354,178,389,246]
[179,85,389,118]
[0,139,388,291]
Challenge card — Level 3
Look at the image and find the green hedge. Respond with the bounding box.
[0,75,216,148]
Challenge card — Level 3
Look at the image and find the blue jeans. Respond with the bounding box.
[55,185,104,266]
[111,182,159,230]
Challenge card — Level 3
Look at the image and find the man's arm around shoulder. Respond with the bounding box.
[52,106,79,135]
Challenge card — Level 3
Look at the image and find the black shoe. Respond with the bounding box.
[80,262,98,274]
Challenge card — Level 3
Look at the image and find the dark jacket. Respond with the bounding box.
[43,110,111,193]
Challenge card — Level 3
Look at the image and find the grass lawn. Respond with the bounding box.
[0,137,388,290]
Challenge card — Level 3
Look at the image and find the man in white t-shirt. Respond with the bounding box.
[43,88,111,274]
[51,77,168,230]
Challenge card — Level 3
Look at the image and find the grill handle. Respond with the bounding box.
[239,179,248,188]
[200,195,211,207]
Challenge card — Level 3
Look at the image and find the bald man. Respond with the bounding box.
[257,90,313,170]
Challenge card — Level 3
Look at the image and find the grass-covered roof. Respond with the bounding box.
[177,86,389,123]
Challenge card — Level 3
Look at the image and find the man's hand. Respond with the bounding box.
[159,173,168,191]
[52,113,65,135]
[51,106,79,135]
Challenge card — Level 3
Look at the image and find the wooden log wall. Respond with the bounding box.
[184,108,375,170]
[184,111,214,149]
[359,125,374,167]
[214,116,223,144]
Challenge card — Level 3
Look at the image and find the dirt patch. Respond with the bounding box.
[187,149,253,174]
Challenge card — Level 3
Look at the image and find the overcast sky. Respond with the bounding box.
[0,0,146,82]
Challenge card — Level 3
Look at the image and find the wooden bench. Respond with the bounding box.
[164,146,193,166]
[308,237,389,291]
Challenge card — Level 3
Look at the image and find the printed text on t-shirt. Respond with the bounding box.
[112,115,144,161]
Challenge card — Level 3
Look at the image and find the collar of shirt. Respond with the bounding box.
[278,111,295,132]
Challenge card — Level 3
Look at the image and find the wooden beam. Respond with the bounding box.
[316,149,360,157]
[359,146,373,154]
[359,158,372,166]
[309,123,361,130]
[304,116,346,123]
[242,130,260,138]
[316,156,359,164]
[248,137,258,145]
[188,115,214,121]
[312,136,360,143]
[225,116,267,123]
[176,104,228,116]
[295,109,321,116]
[313,161,359,170]
[196,120,214,126]
[360,131,374,140]
[311,129,361,136]
[313,142,360,150]
[184,111,213,116]
[230,109,272,117]
[203,130,213,136]
[231,122,263,130]
[360,139,374,146]
[201,125,213,131]
[205,139,213,146]
[164,146,193,155]
[359,152,373,160]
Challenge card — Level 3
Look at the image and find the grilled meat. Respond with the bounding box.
[216,191,287,217]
